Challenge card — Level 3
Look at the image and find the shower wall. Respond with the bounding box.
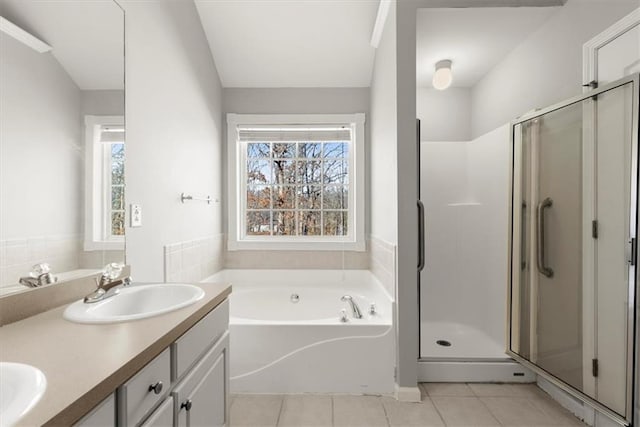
[419,124,509,358]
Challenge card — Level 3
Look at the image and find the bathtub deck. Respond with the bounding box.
[229,383,586,426]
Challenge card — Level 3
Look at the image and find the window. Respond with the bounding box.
[227,114,365,251]
[84,115,125,250]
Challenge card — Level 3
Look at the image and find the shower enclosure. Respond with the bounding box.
[509,74,638,425]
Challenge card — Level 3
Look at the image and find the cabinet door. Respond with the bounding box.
[140,396,174,427]
[174,333,229,427]
[74,394,115,427]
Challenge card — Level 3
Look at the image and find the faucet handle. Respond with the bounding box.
[369,302,377,315]
[339,309,349,323]
[102,263,124,280]
[30,263,51,277]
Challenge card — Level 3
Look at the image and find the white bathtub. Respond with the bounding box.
[203,269,395,394]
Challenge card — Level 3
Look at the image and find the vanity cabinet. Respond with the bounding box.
[74,394,116,427]
[113,299,229,427]
[173,333,229,427]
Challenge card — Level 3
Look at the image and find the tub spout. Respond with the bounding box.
[341,295,363,319]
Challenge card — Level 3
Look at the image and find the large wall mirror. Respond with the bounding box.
[0,0,125,297]
[508,74,638,424]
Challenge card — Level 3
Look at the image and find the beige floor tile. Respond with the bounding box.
[277,395,333,427]
[530,396,585,426]
[381,397,444,427]
[431,397,500,426]
[421,383,475,397]
[468,383,545,398]
[333,395,389,427]
[230,394,283,427]
[481,396,565,426]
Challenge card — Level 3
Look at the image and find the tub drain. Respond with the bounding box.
[436,340,452,347]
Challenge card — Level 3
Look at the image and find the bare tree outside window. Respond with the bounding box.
[246,140,349,237]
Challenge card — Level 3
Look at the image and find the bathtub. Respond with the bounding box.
[202,269,395,394]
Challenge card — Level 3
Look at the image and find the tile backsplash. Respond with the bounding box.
[164,235,224,282]
[369,235,396,299]
[0,235,81,288]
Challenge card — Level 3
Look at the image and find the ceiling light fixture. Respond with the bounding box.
[432,60,453,90]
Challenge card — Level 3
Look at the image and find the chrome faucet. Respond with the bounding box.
[341,295,363,319]
[84,263,131,303]
[19,263,57,288]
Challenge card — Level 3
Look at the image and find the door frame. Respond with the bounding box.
[507,73,640,426]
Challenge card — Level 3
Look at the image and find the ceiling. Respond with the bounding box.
[194,0,380,88]
[417,7,559,89]
[0,0,124,91]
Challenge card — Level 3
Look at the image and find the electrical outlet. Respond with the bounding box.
[130,204,142,227]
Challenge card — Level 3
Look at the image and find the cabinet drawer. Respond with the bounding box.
[74,394,115,426]
[119,347,171,426]
[172,299,228,380]
[173,332,229,427]
[140,396,173,427]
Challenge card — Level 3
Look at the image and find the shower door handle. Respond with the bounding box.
[417,200,425,271]
[536,197,554,278]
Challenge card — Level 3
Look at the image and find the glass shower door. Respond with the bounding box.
[509,74,638,424]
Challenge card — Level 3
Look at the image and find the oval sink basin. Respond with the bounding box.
[63,284,205,324]
[0,362,47,427]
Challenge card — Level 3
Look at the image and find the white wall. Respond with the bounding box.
[417,88,471,142]
[0,35,82,239]
[471,0,639,138]
[370,3,398,246]
[123,0,224,282]
[0,33,84,287]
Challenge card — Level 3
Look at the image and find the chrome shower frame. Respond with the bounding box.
[506,73,640,426]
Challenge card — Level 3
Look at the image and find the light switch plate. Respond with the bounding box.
[130,204,142,227]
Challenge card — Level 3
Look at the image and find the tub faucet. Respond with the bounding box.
[341,295,363,319]
[84,263,131,303]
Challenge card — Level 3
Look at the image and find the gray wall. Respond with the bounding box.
[123,0,224,281]
[471,0,638,138]
[222,87,371,269]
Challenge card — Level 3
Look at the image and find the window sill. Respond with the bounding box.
[227,239,366,252]
[84,241,125,251]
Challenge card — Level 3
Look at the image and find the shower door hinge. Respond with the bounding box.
[592,359,599,377]
[592,220,598,239]
[631,238,637,266]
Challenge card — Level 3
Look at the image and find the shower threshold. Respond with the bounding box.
[418,358,535,383]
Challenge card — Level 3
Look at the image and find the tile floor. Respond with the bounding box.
[229,383,587,427]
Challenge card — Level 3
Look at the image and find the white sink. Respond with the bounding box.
[0,363,47,427]
[63,284,205,324]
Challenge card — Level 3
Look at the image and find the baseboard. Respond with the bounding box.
[418,359,535,383]
[394,384,422,402]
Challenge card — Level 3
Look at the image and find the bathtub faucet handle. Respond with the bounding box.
[339,309,349,323]
[369,302,376,315]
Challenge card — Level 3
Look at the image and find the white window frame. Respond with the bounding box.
[84,115,125,251]
[227,113,366,251]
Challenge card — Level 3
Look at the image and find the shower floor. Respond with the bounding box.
[421,321,507,359]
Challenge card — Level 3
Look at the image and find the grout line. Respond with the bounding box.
[331,395,335,427]
[378,396,392,427]
[476,394,505,426]
[275,395,285,427]
[427,395,448,427]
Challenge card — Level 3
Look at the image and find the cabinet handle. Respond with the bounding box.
[181,399,193,412]
[148,381,163,395]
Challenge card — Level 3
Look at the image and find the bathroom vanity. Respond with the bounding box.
[0,282,231,426]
